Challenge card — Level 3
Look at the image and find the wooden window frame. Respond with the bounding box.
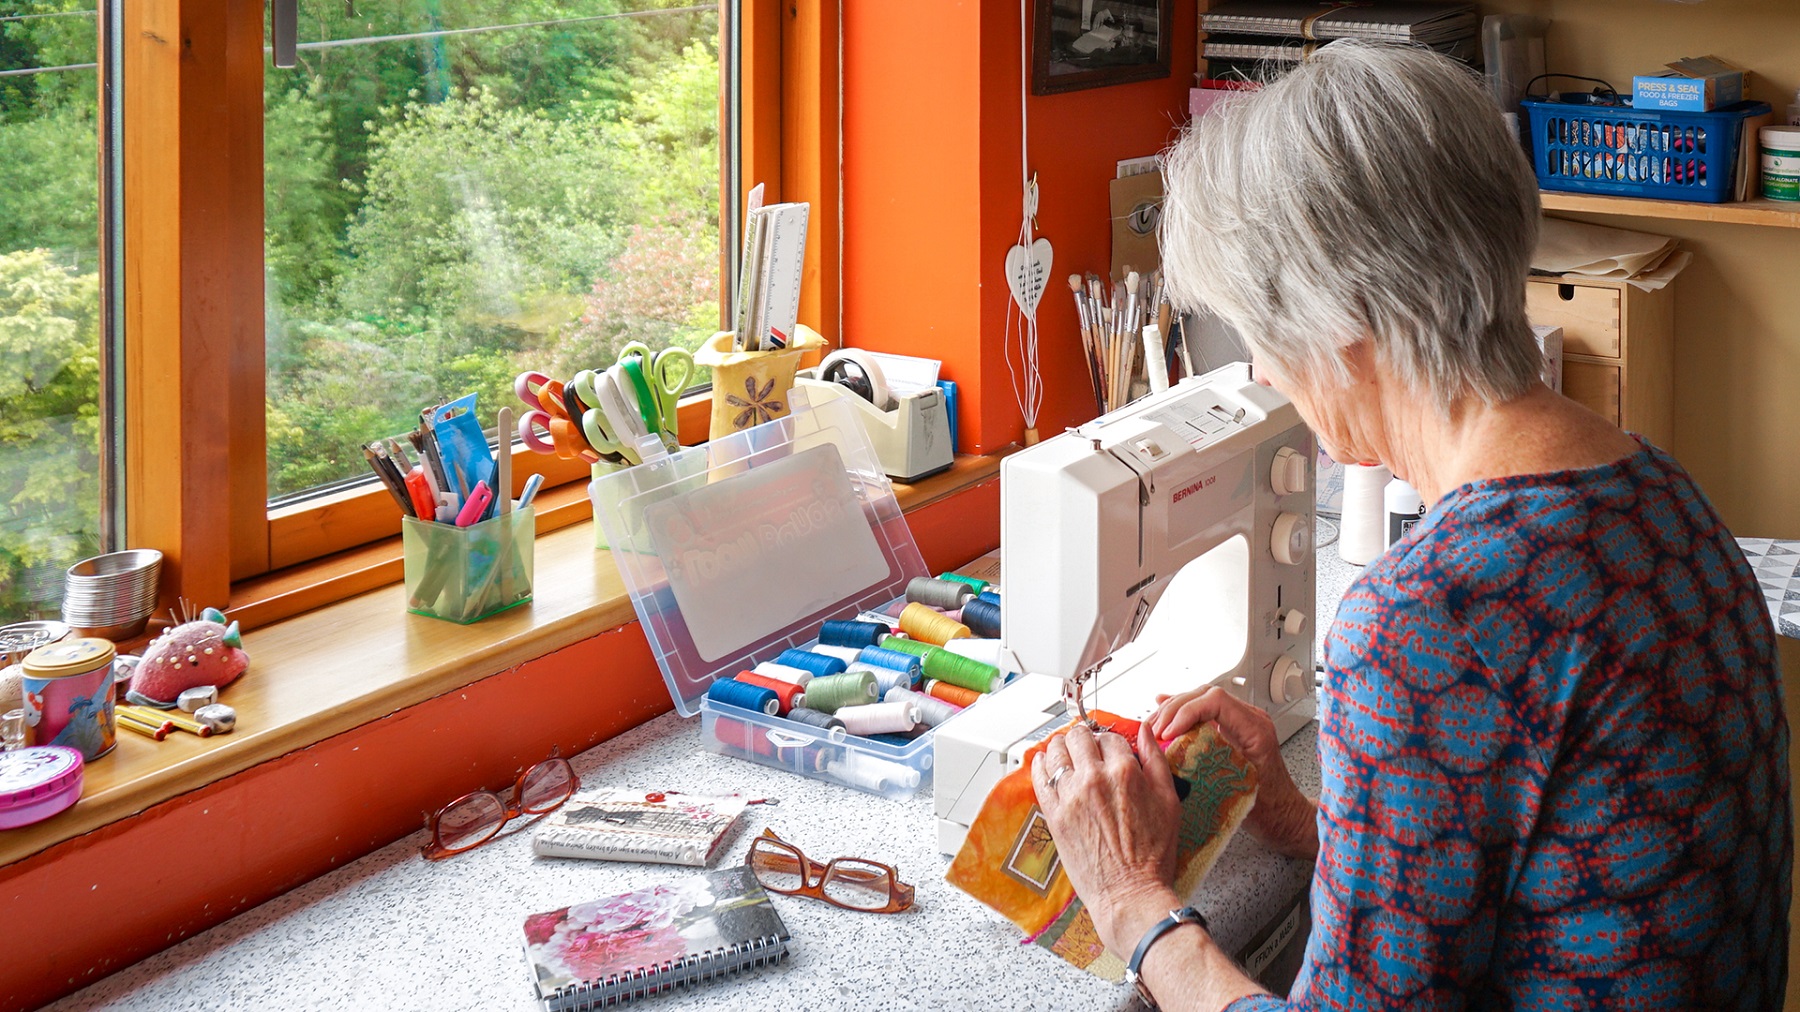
[118,0,838,613]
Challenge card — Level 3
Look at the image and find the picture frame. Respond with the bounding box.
[1032,0,1172,95]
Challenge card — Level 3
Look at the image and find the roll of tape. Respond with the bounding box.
[819,349,891,411]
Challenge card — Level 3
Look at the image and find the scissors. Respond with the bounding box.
[572,370,639,466]
[615,343,695,445]
[514,371,600,463]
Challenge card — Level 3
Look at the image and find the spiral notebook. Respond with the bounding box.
[523,865,790,1011]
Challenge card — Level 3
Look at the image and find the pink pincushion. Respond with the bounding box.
[127,608,248,708]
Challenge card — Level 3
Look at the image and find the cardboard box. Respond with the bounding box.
[1632,56,1746,111]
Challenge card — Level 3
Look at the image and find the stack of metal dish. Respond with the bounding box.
[61,550,162,640]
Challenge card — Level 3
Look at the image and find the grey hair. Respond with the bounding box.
[1160,41,1544,412]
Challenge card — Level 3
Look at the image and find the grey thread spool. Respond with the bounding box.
[785,706,846,732]
[905,576,973,610]
[884,686,958,727]
[846,660,913,694]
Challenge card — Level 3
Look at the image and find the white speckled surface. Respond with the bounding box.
[43,573,1357,1012]
[43,713,1320,1012]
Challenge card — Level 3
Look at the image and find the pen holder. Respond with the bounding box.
[401,508,535,624]
[692,325,826,442]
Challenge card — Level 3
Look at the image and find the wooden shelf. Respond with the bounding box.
[1541,191,1800,228]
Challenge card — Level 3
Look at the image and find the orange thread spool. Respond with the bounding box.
[925,678,981,708]
[733,671,805,714]
[899,602,972,646]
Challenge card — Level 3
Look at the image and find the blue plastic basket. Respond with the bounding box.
[1523,97,1770,204]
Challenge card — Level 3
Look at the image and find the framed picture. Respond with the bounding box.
[1032,0,1172,95]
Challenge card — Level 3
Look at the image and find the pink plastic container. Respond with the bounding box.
[0,746,83,830]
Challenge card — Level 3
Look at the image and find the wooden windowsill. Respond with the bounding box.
[0,453,1004,870]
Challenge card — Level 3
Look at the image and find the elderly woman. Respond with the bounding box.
[1029,42,1791,1011]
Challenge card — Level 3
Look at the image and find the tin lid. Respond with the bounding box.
[592,389,929,718]
[22,637,117,679]
[0,746,84,813]
[0,621,71,665]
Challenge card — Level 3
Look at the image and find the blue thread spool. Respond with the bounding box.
[977,590,1001,606]
[706,678,779,715]
[962,598,1002,639]
[846,661,912,695]
[856,646,922,683]
[818,619,889,649]
[776,648,847,679]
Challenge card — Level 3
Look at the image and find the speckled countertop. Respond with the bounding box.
[45,550,1362,1012]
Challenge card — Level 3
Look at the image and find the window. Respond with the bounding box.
[264,2,728,505]
[109,0,830,615]
[0,3,105,621]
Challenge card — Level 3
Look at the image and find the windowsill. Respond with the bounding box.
[0,453,1005,869]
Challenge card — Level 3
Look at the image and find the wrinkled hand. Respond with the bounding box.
[1149,686,1317,860]
[1031,721,1184,955]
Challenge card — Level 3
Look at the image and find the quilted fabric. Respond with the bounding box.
[1230,438,1791,1011]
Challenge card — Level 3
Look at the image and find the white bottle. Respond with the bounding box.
[1339,463,1391,565]
[1789,89,1800,127]
[1384,478,1426,550]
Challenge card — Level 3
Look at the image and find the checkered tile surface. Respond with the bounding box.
[1736,538,1800,639]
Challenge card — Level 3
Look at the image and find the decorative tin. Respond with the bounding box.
[0,746,83,829]
[21,638,117,761]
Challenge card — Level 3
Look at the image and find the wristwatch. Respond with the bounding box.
[1124,905,1209,1009]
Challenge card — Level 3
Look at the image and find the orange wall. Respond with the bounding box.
[843,4,1198,453]
[0,481,999,1012]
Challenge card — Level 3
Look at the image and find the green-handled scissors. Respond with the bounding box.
[616,342,695,444]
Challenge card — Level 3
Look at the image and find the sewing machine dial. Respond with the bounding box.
[1270,657,1309,705]
[1270,447,1309,496]
[1270,512,1310,566]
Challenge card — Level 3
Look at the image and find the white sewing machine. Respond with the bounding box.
[934,363,1316,854]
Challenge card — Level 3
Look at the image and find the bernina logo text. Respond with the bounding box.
[1172,474,1216,504]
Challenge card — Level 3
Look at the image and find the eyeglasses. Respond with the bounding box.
[746,829,915,913]
[421,751,577,861]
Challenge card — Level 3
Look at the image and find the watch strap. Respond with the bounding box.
[1124,905,1208,1008]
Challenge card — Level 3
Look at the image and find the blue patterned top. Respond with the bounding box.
[1228,439,1791,1010]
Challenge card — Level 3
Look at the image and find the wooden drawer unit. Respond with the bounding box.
[1526,275,1674,447]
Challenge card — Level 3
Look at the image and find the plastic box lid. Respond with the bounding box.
[592,389,930,717]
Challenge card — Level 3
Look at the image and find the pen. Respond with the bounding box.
[365,444,416,517]
[517,473,544,510]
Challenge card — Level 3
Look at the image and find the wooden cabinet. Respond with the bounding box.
[1527,276,1674,448]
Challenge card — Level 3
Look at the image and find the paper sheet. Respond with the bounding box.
[1533,217,1692,290]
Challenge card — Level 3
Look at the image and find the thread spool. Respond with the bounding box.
[785,707,846,732]
[878,635,931,658]
[905,577,974,610]
[961,598,1002,639]
[827,753,921,794]
[706,679,779,715]
[732,671,805,714]
[885,686,960,727]
[844,661,912,694]
[925,679,983,708]
[1339,462,1391,565]
[800,671,878,714]
[856,646,923,680]
[937,572,989,594]
[977,591,1002,606]
[775,648,847,679]
[817,619,889,649]
[945,638,1005,669]
[713,716,776,758]
[752,661,813,688]
[899,602,972,646]
[920,647,1000,693]
[835,701,921,736]
[808,644,865,665]
[865,730,928,747]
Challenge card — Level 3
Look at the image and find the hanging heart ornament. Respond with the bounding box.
[1004,237,1054,320]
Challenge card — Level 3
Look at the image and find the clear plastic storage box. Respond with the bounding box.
[592,390,949,798]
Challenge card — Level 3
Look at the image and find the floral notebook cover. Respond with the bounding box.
[523,864,790,1011]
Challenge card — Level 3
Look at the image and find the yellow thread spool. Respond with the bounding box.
[899,602,971,646]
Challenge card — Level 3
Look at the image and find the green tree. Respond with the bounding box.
[0,249,101,616]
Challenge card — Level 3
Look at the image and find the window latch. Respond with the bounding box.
[270,0,297,69]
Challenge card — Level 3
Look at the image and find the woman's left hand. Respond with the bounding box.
[1031,721,1185,954]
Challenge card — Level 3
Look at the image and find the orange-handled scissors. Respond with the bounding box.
[515,371,598,462]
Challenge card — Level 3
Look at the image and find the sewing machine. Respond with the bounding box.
[934,363,1316,853]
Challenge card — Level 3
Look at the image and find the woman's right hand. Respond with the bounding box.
[1149,686,1319,861]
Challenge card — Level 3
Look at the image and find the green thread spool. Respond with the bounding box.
[919,646,999,694]
[879,636,932,658]
[938,572,989,594]
[800,671,878,714]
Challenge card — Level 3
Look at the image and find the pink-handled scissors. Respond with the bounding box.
[514,371,598,462]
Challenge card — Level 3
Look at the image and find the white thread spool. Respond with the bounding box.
[945,638,1003,669]
[753,662,813,688]
[809,644,864,665]
[885,686,959,727]
[1338,463,1392,565]
[835,701,921,736]
[827,753,921,793]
